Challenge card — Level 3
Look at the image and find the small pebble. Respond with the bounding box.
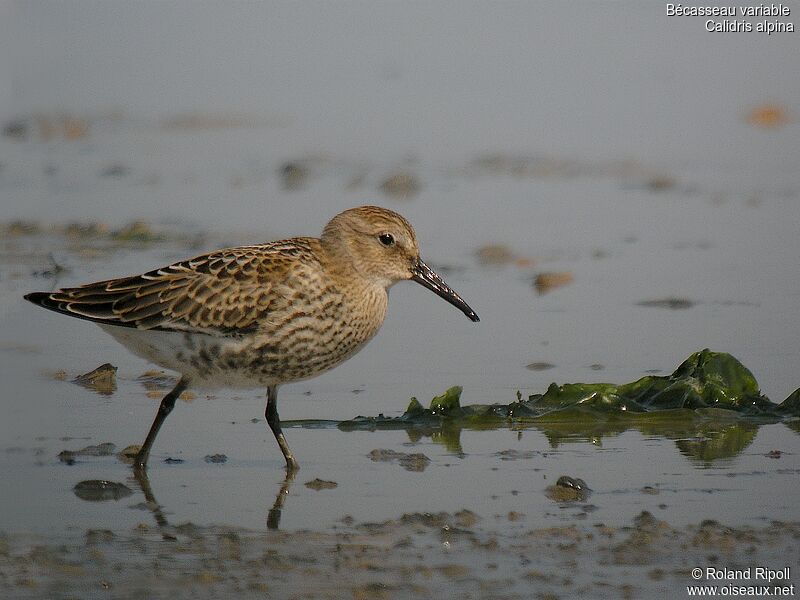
[278,161,309,190]
[637,298,695,310]
[204,454,228,464]
[73,363,117,395]
[526,362,555,371]
[533,271,573,295]
[305,478,338,491]
[73,480,133,502]
[379,172,420,198]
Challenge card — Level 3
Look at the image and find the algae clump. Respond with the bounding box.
[340,350,800,430]
[330,350,800,462]
[429,386,463,416]
[529,349,782,418]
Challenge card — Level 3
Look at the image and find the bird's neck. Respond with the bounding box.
[319,232,370,284]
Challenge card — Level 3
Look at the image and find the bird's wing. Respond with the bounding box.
[25,241,319,334]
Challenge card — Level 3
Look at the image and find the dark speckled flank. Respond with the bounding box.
[24,205,479,470]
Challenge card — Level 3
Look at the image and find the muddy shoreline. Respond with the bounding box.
[3,510,797,599]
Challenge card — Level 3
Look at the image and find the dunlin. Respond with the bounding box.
[25,206,479,471]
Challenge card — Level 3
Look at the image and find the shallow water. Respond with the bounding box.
[1,126,798,538]
[1,2,799,597]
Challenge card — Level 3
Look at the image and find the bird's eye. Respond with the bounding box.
[378,233,395,247]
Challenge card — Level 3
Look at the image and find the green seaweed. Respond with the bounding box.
[329,350,800,462]
[429,386,463,416]
[777,387,800,415]
[339,350,800,431]
[530,350,777,416]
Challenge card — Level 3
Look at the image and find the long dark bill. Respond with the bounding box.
[411,259,480,322]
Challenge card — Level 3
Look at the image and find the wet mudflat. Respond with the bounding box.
[2,3,800,595]
[2,137,799,595]
[3,513,799,600]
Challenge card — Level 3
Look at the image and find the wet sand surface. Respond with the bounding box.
[3,513,798,599]
[2,3,800,597]
[2,134,799,596]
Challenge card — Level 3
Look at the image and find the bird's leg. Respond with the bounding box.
[265,385,300,472]
[134,377,189,471]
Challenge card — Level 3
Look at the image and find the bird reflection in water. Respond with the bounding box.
[72,468,296,537]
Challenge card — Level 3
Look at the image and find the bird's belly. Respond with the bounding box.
[98,320,379,390]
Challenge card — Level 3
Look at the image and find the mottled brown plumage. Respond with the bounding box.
[25,205,479,471]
